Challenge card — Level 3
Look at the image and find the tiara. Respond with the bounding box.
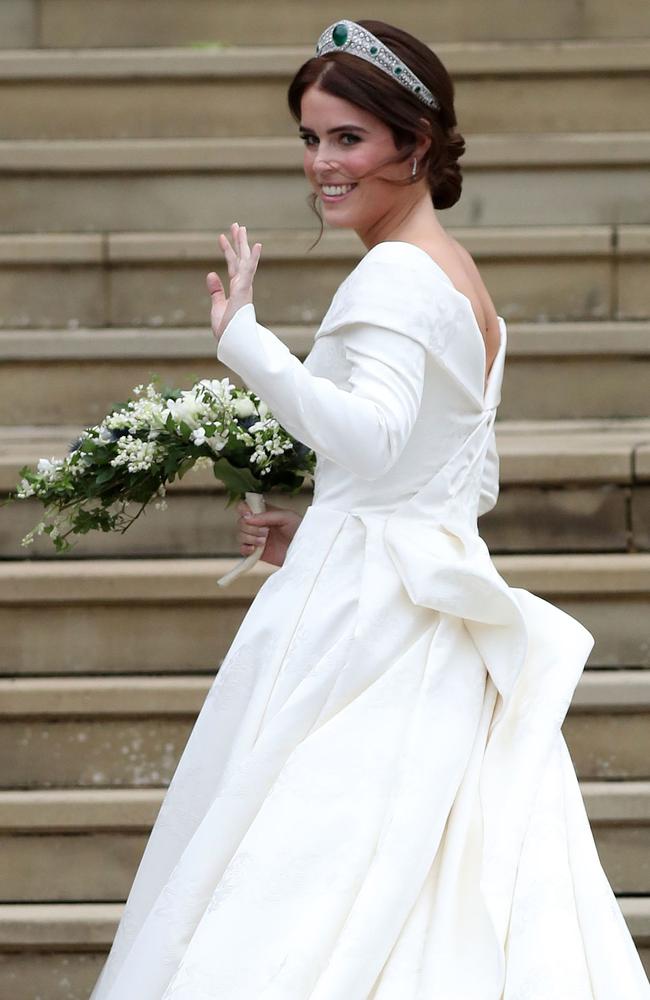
[314,19,439,110]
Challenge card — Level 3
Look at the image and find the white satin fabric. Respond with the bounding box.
[89,241,650,998]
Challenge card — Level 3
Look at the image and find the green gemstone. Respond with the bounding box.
[415,85,421,92]
[332,23,348,46]
[370,46,378,55]
[394,66,402,74]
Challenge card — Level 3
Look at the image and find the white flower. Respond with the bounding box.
[164,392,205,430]
[190,427,207,446]
[99,427,114,442]
[110,435,164,473]
[232,396,256,418]
[205,433,227,454]
[257,400,270,418]
[199,377,233,402]
[16,478,35,498]
[36,457,63,482]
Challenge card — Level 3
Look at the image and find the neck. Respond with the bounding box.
[356,189,446,251]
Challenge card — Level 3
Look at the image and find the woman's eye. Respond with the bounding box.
[300,134,360,146]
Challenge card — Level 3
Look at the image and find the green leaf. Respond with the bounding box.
[211,457,262,497]
[95,467,116,485]
[177,457,197,481]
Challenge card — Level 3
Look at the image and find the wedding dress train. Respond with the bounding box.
[89,240,649,999]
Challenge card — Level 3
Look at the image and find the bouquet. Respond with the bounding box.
[7,377,315,587]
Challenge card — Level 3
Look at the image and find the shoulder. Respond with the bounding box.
[353,240,441,281]
[315,242,450,352]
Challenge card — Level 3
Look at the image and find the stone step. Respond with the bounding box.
[1,319,649,424]
[0,224,648,329]
[0,902,116,1000]
[1,897,647,1000]
[1,133,649,231]
[0,669,648,787]
[0,554,648,676]
[0,781,648,901]
[2,419,649,558]
[1,40,649,138]
[4,0,649,49]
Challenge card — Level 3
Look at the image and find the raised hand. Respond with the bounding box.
[206,222,262,343]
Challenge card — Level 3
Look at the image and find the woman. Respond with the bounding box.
[90,19,650,999]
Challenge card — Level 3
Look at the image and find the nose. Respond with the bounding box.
[312,147,340,181]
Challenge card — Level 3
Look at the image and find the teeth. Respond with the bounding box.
[322,184,355,195]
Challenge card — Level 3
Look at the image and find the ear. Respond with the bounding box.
[415,116,433,159]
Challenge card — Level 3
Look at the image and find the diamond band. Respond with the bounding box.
[314,20,439,110]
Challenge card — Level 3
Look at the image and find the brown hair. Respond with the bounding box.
[287,19,466,249]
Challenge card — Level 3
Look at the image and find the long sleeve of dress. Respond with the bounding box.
[216,302,427,480]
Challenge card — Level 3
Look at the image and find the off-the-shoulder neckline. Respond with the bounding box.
[367,240,505,397]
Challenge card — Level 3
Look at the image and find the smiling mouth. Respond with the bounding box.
[320,183,358,201]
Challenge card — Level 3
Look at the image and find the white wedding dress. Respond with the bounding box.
[89,240,650,999]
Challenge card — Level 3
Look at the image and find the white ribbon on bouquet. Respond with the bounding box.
[216,490,267,587]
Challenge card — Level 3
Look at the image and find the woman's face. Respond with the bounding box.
[299,85,427,242]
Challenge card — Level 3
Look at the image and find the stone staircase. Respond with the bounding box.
[0,2,649,996]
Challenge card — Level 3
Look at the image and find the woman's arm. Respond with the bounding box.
[216,302,427,480]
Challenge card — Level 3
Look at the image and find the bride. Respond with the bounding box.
[89,18,650,999]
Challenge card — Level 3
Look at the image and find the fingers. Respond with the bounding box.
[219,223,262,273]
[206,271,222,296]
[236,499,268,551]
[219,225,238,278]
[239,521,269,551]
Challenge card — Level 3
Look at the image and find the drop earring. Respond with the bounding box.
[411,157,418,177]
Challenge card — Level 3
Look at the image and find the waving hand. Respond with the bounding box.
[206,222,262,343]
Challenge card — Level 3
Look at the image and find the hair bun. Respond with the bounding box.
[433,129,465,209]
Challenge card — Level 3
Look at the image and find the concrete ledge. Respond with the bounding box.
[1,781,648,829]
[1,320,649,361]
[492,552,650,592]
[0,223,621,263]
[1,132,649,171]
[0,675,213,715]
[0,554,649,603]
[0,669,647,717]
[1,39,649,80]
[570,671,650,710]
[29,0,650,49]
[0,898,647,949]
[0,902,121,948]
[0,553,649,604]
[0,557,271,602]
[0,787,163,828]
[3,420,650,491]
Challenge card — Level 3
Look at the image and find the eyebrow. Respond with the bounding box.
[298,124,370,135]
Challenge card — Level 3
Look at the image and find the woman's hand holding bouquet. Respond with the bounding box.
[235,500,304,569]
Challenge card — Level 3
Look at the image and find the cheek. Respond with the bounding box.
[302,146,384,185]
[346,148,374,178]
[348,147,393,186]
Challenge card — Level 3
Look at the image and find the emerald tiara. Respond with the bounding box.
[314,19,439,111]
